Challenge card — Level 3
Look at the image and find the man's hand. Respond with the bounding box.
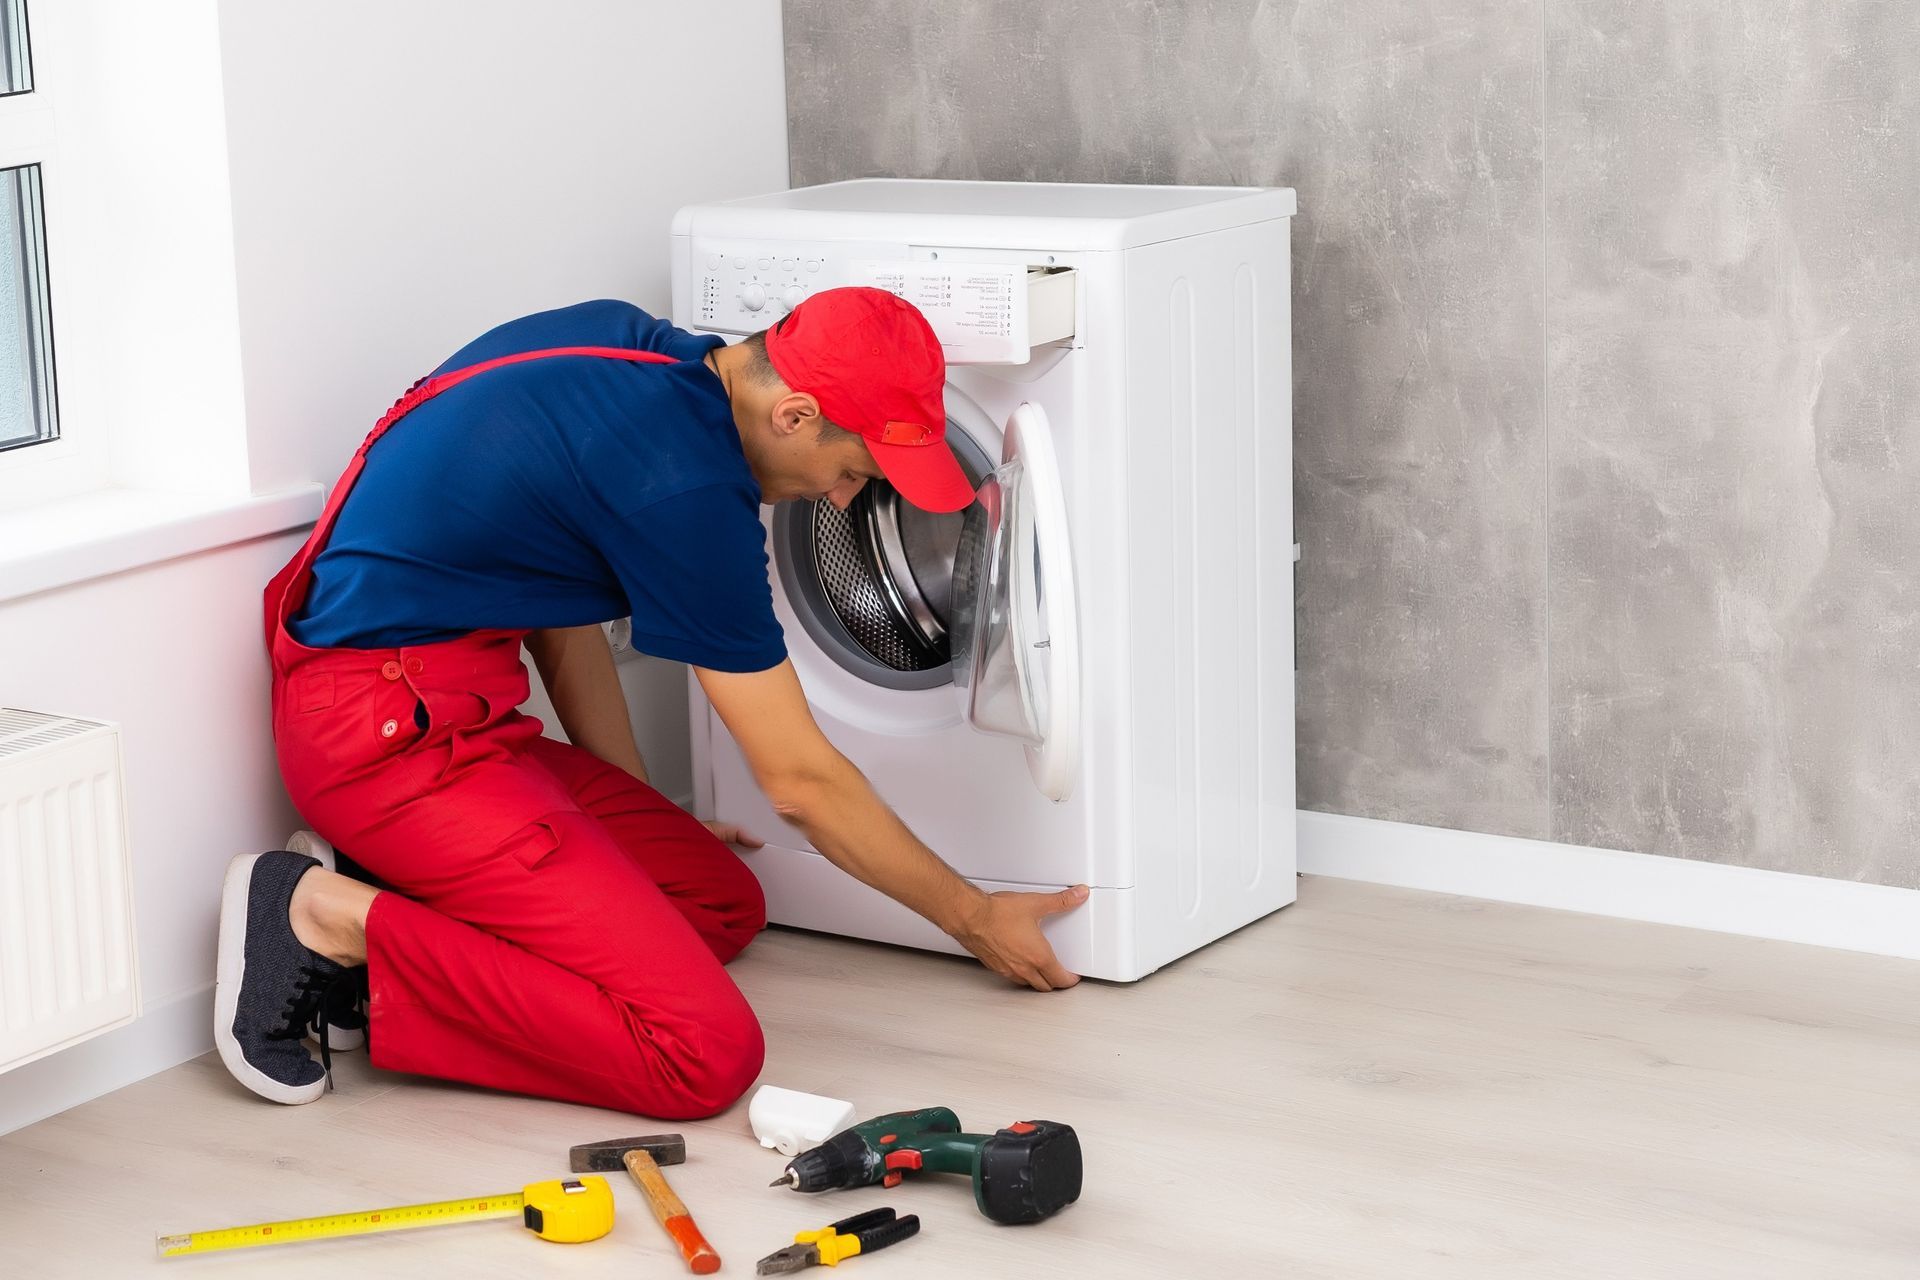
[950,885,1090,991]
[701,820,763,849]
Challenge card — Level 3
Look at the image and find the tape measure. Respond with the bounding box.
[156,1176,615,1258]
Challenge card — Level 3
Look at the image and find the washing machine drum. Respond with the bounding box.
[774,427,994,691]
[816,486,960,665]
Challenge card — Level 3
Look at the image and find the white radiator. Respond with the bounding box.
[0,709,139,1073]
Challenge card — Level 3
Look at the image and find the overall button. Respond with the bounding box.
[405,657,424,675]
[379,719,399,739]
[381,660,403,681]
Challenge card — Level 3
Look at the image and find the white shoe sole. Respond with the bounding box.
[282,832,365,1050]
[213,852,327,1105]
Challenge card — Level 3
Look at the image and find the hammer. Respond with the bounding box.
[570,1134,718,1275]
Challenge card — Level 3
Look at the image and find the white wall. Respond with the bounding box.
[215,0,790,800]
[0,0,252,509]
[1,1,787,1133]
[0,533,306,1133]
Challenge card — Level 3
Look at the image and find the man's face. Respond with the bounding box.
[757,424,885,509]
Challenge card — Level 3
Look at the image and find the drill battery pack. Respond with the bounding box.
[978,1121,1082,1225]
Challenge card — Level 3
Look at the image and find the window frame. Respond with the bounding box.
[0,160,59,457]
[0,0,34,101]
[0,4,102,508]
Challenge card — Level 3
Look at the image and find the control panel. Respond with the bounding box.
[688,239,1075,365]
[695,246,827,334]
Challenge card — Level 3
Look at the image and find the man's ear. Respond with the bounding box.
[770,391,821,438]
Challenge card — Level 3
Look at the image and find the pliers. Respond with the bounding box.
[756,1207,921,1274]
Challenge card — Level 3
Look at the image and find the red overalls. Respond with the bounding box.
[264,347,767,1119]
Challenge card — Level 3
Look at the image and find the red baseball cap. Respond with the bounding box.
[763,286,975,513]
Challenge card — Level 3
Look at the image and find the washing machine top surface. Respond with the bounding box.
[673,178,1296,251]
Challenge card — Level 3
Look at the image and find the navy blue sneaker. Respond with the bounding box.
[284,831,368,1052]
[213,851,348,1104]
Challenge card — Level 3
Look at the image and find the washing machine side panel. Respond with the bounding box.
[1121,217,1299,975]
[1251,221,1300,903]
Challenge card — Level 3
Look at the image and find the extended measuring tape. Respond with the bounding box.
[156,1175,614,1258]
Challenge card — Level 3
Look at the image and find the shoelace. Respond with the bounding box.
[267,966,363,1090]
[313,967,372,1064]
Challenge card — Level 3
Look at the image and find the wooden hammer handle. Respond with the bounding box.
[622,1148,720,1275]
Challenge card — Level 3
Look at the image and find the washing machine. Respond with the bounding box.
[670,179,1297,982]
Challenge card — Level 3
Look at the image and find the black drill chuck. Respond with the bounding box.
[769,1127,880,1192]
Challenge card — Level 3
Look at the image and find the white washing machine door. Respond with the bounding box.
[950,402,1081,801]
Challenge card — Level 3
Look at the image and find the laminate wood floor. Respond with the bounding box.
[2,875,1916,1278]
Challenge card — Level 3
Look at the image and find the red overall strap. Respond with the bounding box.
[368,346,681,440]
[267,345,680,644]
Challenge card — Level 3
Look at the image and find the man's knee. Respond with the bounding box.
[686,1003,765,1116]
[615,996,764,1119]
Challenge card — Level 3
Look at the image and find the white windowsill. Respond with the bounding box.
[0,485,326,605]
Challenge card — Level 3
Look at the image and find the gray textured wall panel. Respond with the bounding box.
[1546,2,1920,887]
[786,0,1553,841]
[783,0,1920,888]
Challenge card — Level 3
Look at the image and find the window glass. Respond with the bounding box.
[0,0,31,98]
[0,163,57,452]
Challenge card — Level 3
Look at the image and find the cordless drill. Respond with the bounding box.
[767,1107,1082,1226]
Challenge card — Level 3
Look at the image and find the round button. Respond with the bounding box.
[781,286,805,310]
[740,284,767,311]
[805,259,821,273]
[731,256,747,269]
[380,719,399,739]
[380,660,402,681]
[405,657,424,675]
[756,257,773,270]
[706,253,722,270]
[781,258,797,272]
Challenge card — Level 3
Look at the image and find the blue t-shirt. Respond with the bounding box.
[288,300,787,673]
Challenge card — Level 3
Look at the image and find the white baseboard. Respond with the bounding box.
[0,983,213,1137]
[1298,810,1920,961]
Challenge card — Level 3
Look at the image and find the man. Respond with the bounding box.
[216,288,1089,1120]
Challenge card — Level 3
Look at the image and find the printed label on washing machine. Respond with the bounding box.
[851,261,1030,364]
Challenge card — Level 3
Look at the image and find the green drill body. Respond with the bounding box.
[770,1107,1082,1226]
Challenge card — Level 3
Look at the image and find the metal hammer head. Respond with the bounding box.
[569,1134,687,1173]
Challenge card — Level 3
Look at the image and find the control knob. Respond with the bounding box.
[739,283,767,312]
[780,286,805,311]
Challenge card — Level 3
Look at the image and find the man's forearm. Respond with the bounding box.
[777,758,988,935]
[525,625,649,782]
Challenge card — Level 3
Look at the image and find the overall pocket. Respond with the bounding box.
[500,818,561,872]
